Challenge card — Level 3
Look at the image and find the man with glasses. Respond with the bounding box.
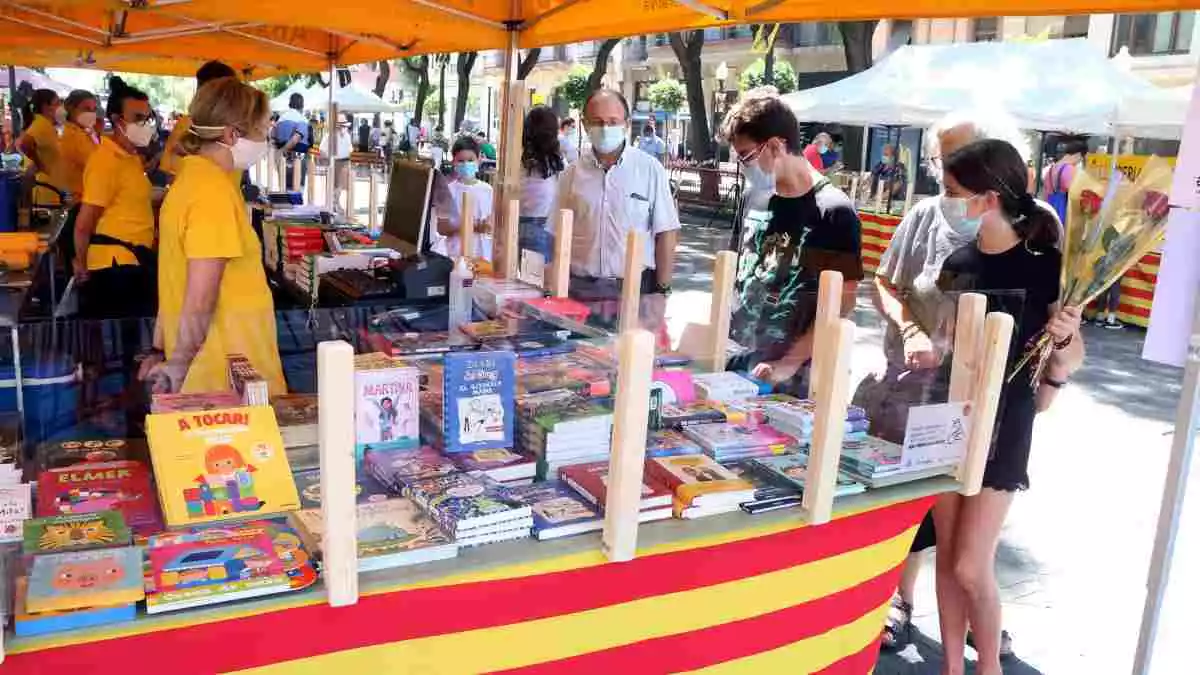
[550,88,680,335]
[719,88,862,393]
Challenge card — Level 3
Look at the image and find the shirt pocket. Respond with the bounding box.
[624,195,651,230]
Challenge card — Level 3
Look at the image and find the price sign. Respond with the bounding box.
[900,402,969,471]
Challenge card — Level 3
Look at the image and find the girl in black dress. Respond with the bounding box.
[932,139,1083,675]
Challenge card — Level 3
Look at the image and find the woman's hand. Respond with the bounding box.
[752,357,802,385]
[71,258,89,283]
[903,328,940,370]
[1046,306,1082,345]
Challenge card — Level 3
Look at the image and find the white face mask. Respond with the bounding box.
[53,107,67,125]
[588,124,626,154]
[75,111,97,130]
[223,137,271,169]
[939,194,986,237]
[123,120,156,148]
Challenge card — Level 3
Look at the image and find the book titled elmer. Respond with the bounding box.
[147,407,300,527]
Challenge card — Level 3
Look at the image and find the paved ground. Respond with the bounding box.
[667,218,1191,675]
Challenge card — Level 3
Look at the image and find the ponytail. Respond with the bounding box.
[105,77,148,125]
[22,89,58,131]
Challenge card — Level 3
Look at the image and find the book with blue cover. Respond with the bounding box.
[442,351,516,454]
[506,481,602,540]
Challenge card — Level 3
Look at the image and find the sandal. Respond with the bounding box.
[881,595,913,651]
[966,629,1014,661]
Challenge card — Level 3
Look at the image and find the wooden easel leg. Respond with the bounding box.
[318,340,359,606]
[603,329,656,562]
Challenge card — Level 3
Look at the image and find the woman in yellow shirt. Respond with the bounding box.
[59,90,100,201]
[161,60,237,178]
[74,77,158,320]
[141,77,284,397]
[16,89,67,206]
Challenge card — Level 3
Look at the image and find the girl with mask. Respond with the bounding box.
[519,106,564,263]
[931,139,1082,675]
[74,77,158,320]
[139,77,284,397]
[16,88,68,206]
[59,89,100,203]
[433,135,493,261]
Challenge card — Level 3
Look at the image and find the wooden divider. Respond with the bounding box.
[808,270,844,408]
[549,209,573,297]
[502,199,520,280]
[346,162,356,222]
[603,328,656,562]
[957,312,1015,495]
[306,156,316,206]
[619,231,645,333]
[496,80,528,273]
[368,169,379,232]
[265,150,275,192]
[703,250,737,372]
[801,317,856,525]
[460,190,476,261]
[318,340,358,606]
[290,155,301,194]
[949,293,987,403]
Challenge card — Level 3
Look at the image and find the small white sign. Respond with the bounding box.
[520,249,546,289]
[901,402,969,471]
[0,483,31,543]
[1170,80,1200,209]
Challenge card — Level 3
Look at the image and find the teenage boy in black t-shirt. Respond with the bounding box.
[719,89,863,394]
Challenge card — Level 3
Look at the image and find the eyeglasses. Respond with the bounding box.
[735,142,767,165]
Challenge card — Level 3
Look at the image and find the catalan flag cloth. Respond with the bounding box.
[5,496,934,674]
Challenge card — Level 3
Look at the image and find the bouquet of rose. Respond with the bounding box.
[1011,156,1173,385]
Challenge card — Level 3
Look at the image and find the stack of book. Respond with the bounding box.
[749,455,866,500]
[227,355,269,405]
[764,399,870,448]
[273,220,326,262]
[516,352,613,397]
[719,460,803,514]
[517,390,613,480]
[150,392,242,414]
[470,278,545,317]
[682,422,801,462]
[560,461,674,523]
[403,472,532,547]
[658,401,728,429]
[15,511,140,636]
[693,372,761,402]
[36,459,163,535]
[291,496,460,572]
[837,436,954,488]
[645,429,703,458]
[365,447,459,494]
[645,455,756,519]
[507,481,602,540]
[271,394,319,449]
[450,448,536,485]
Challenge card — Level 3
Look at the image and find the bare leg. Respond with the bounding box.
[951,488,1015,675]
[897,552,923,605]
[932,492,967,675]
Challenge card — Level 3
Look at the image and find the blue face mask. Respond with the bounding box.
[455,160,479,180]
[589,124,626,154]
[940,194,985,237]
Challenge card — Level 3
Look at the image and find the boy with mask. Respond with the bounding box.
[719,89,862,393]
[434,135,494,261]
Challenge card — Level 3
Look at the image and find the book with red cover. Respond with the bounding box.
[558,461,672,511]
[36,461,163,535]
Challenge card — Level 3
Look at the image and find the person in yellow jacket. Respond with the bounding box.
[16,89,67,206]
[140,77,285,397]
[74,77,158,320]
[59,89,100,202]
[161,60,237,179]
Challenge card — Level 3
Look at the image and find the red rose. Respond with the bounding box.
[1144,191,1170,220]
[1080,190,1103,217]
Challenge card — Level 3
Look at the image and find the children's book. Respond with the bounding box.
[151,392,243,414]
[36,460,162,535]
[143,525,293,614]
[403,472,531,537]
[186,518,319,592]
[559,461,673,511]
[292,497,459,572]
[720,459,803,514]
[291,469,394,510]
[442,351,516,454]
[449,448,536,483]
[646,429,704,458]
[13,577,136,637]
[365,446,459,492]
[146,406,300,527]
[645,455,756,510]
[26,547,145,613]
[0,482,31,543]
[23,511,130,555]
[693,372,761,402]
[37,438,145,469]
[354,354,420,463]
[506,481,602,540]
[750,455,866,498]
[682,422,800,457]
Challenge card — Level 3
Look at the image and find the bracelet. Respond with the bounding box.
[1052,333,1073,351]
[1042,377,1067,389]
[900,322,923,339]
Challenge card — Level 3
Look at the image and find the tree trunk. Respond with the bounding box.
[669,31,715,168]
[838,21,879,75]
[373,59,390,98]
[437,56,447,130]
[586,39,622,94]
[758,25,777,84]
[405,56,430,129]
[517,48,541,80]
[454,52,478,132]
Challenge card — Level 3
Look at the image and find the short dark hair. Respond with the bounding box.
[451,135,480,156]
[196,60,237,86]
[105,76,149,122]
[560,117,575,130]
[583,88,629,119]
[64,89,95,112]
[288,93,304,111]
[718,88,800,154]
[1058,136,1088,156]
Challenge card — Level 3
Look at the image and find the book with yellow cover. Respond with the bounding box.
[645,455,756,510]
[146,406,300,526]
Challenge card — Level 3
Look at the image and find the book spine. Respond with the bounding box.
[561,474,600,507]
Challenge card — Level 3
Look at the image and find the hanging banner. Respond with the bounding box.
[1087,154,1177,182]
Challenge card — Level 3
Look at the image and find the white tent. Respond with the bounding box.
[781,39,1187,139]
[269,80,312,113]
[311,83,402,114]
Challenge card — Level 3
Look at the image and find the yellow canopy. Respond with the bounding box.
[4,0,1200,76]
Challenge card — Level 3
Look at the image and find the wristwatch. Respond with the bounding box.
[653,282,673,296]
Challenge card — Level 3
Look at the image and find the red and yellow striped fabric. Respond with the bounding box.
[858,211,903,275]
[5,497,934,674]
[1115,252,1160,327]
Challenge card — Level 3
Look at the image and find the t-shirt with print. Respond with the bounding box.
[730,181,863,365]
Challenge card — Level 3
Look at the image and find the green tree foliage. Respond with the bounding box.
[559,66,591,114]
[738,58,797,94]
[113,73,195,113]
[647,78,685,114]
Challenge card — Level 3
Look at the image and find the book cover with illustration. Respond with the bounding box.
[23,511,131,555]
[354,355,420,462]
[650,369,696,406]
[365,446,458,492]
[37,438,145,470]
[645,455,756,508]
[659,401,728,429]
[151,392,243,414]
[270,393,319,427]
[682,422,799,454]
[26,547,145,613]
[646,429,704,458]
[506,481,602,540]
[292,497,458,571]
[404,472,531,536]
[450,448,536,483]
[13,576,136,637]
[36,460,162,535]
[751,455,866,498]
[291,468,393,510]
[559,461,673,511]
[182,518,319,592]
[146,406,299,527]
[143,524,293,614]
[442,351,516,454]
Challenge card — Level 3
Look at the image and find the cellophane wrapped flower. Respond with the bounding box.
[1011,156,1174,386]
